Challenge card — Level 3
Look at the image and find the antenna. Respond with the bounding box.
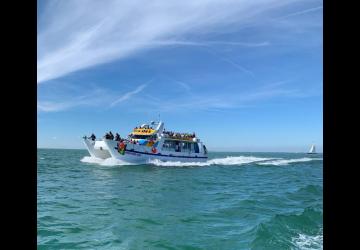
[158,113,161,122]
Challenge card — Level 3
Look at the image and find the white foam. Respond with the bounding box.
[100,157,135,166]
[148,156,275,167]
[258,157,323,166]
[80,156,135,166]
[81,156,105,164]
[292,233,323,250]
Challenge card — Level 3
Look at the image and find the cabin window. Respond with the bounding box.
[162,140,177,152]
[131,134,151,139]
[175,141,181,152]
[162,140,198,153]
[203,145,207,154]
[194,143,200,153]
[180,142,189,153]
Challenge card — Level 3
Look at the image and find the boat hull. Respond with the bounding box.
[103,139,208,164]
[83,138,111,159]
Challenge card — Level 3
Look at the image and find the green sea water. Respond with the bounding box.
[37,149,323,249]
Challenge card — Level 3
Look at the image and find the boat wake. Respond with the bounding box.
[148,156,276,167]
[257,157,323,166]
[80,156,323,167]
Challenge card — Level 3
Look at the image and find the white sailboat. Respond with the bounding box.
[308,144,316,154]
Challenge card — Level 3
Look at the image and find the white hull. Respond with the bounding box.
[83,138,111,159]
[103,139,207,164]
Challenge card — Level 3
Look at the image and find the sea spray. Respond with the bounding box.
[292,231,323,250]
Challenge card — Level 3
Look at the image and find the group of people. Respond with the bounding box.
[104,131,121,141]
[128,139,140,144]
[84,133,96,141]
[162,130,196,139]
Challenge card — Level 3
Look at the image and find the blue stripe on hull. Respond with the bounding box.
[118,148,208,159]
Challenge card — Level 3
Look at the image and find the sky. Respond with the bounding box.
[37,0,323,152]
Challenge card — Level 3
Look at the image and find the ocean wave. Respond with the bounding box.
[257,157,323,166]
[148,156,276,167]
[251,207,323,249]
[293,185,323,196]
[292,232,323,250]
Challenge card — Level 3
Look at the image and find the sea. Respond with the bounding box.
[38,149,323,250]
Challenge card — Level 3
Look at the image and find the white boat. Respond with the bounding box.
[83,121,208,163]
[307,144,316,154]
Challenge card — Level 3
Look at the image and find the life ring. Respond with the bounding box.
[151,147,157,153]
[118,141,125,150]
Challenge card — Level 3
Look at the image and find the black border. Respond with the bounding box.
[3,0,347,248]
[4,0,37,248]
[323,0,353,249]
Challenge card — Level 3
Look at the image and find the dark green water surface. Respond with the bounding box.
[38,149,323,249]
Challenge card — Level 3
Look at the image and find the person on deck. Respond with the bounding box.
[109,131,114,140]
[115,133,121,141]
[90,133,96,140]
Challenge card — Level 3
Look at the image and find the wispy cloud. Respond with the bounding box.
[38,82,150,112]
[110,84,148,107]
[37,101,73,112]
[155,40,270,47]
[38,0,303,83]
[37,85,111,112]
[135,79,308,113]
[277,5,323,20]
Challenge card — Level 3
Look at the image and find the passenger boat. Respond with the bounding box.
[83,121,208,163]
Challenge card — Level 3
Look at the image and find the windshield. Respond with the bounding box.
[131,134,151,139]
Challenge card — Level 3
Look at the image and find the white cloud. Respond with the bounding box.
[37,0,303,83]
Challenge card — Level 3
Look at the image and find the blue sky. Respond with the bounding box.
[37,0,323,152]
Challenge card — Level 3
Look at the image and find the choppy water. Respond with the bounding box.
[38,149,323,249]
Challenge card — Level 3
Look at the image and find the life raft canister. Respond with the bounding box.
[151,147,157,153]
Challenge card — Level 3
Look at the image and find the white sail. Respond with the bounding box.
[308,144,316,153]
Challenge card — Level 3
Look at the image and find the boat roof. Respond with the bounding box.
[131,121,162,135]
